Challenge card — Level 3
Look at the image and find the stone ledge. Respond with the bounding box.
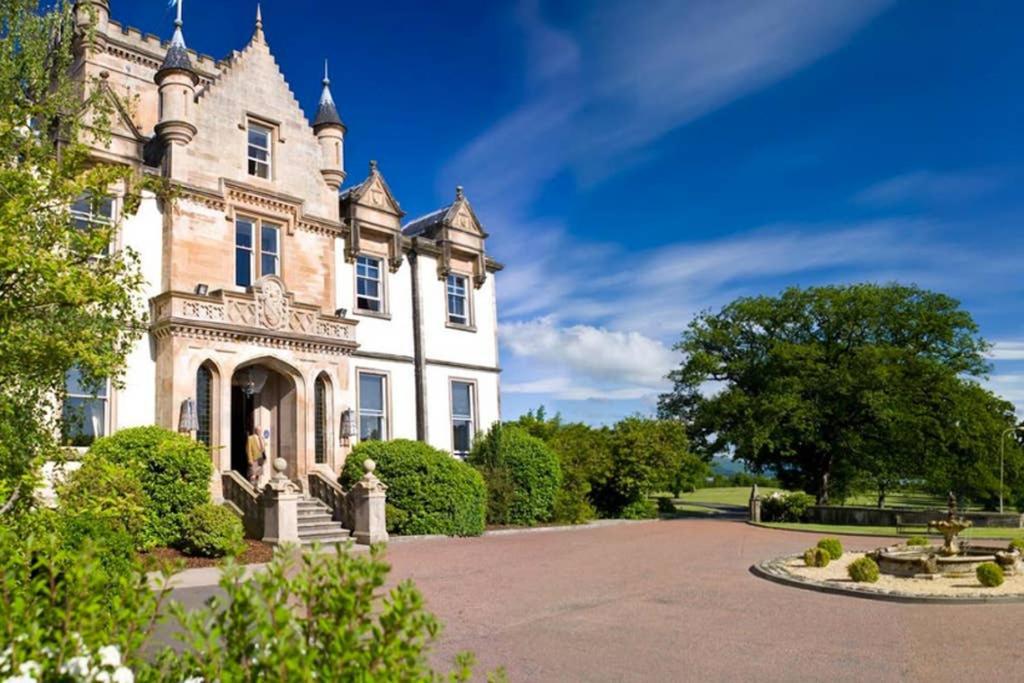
[751,553,1024,604]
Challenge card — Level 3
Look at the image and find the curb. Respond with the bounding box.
[745,521,903,540]
[750,553,1024,604]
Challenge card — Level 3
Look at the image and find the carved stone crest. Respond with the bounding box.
[255,276,289,330]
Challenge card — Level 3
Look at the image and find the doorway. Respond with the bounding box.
[230,362,299,483]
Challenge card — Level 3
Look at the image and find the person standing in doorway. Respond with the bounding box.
[246,425,265,487]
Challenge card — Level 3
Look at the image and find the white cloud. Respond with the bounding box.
[988,342,1024,361]
[856,169,1004,207]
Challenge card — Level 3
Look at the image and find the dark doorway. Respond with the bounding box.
[230,385,252,474]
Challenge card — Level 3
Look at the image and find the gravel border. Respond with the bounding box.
[751,552,1024,604]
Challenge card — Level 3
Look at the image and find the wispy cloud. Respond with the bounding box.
[989,342,1024,361]
[856,169,1006,207]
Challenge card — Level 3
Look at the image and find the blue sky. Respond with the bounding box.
[119,1,1024,424]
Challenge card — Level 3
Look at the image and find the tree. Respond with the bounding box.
[658,284,995,504]
[0,0,159,510]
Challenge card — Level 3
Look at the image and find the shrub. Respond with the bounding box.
[816,537,843,561]
[547,422,612,524]
[620,498,658,520]
[803,547,830,568]
[760,491,816,522]
[468,424,562,526]
[657,495,677,515]
[340,440,486,536]
[156,545,492,681]
[907,536,931,547]
[57,456,148,549]
[977,562,1004,588]
[180,504,246,558]
[88,426,212,547]
[847,556,880,583]
[1009,538,1024,553]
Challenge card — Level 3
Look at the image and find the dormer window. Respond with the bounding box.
[247,121,272,179]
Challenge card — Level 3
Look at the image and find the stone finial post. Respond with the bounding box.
[350,458,388,545]
[263,457,300,544]
[749,484,762,523]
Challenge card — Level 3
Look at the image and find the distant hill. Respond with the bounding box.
[711,456,747,476]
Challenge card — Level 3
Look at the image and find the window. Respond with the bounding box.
[196,364,213,447]
[247,122,272,178]
[71,194,114,255]
[451,380,475,457]
[314,375,328,464]
[447,274,469,326]
[358,372,386,441]
[356,256,383,313]
[236,217,280,287]
[61,366,108,447]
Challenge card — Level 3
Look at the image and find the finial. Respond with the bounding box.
[175,0,183,28]
[323,59,330,86]
[253,2,264,41]
[456,185,465,200]
[369,159,378,173]
[168,0,186,49]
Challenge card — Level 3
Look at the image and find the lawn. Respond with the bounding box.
[675,486,783,508]
[760,522,1024,540]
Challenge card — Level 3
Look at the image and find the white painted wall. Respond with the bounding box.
[115,192,162,429]
[423,364,500,454]
[417,253,499,369]
[334,242,415,358]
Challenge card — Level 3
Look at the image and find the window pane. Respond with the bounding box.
[314,378,327,464]
[235,220,253,247]
[453,420,471,455]
[357,296,380,312]
[61,397,106,447]
[359,374,383,412]
[261,253,278,277]
[452,382,472,417]
[65,366,106,397]
[360,416,383,441]
[261,225,279,254]
[248,126,270,147]
[236,248,252,287]
[196,365,212,447]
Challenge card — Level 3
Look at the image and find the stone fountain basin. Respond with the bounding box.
[871,544,1022,578]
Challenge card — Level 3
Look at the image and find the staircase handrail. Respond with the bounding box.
[308,470,351,529]
[222,470,264,539]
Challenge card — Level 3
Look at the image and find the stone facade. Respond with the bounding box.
[70,2,502,497]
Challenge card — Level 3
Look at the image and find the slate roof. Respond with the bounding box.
[401,206,449,237]
[157,25,195,76]
[313,83,344,128]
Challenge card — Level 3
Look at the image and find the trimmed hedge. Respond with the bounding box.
[87,426,212,547]
[803,547,830,568]
[816,537,843,561]
[340,440,486,536]
[180,504,246,558]
[847,556,880,583]
[761,492,815,523]
[976,562,1004,588]
[468,424,562,526]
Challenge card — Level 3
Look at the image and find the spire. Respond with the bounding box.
[157,0,195,77]
[253,3,264,43]
[313,58,345,129]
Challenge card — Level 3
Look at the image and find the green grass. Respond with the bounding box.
[761,522,1024,540]
[675,487,783,507]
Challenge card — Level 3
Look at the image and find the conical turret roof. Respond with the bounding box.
[313,60,345,129]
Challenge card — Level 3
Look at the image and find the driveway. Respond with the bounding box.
[374,519,1024,682]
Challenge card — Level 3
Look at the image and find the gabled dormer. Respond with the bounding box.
[403,186,490,287]
[340,160,406,271]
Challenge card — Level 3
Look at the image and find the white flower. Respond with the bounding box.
[17,663,40,678]
[182,677,204,683]
[97,646,122,669]
[61,656,93,679]
[3,674,37,683]
[111,667,134,683]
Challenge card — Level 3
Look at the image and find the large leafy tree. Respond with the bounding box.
[658,284,1012,504]
[0,0,157,511]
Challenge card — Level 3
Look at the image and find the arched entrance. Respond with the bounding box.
[230,361,299,484]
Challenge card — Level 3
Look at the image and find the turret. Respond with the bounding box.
[154,0,198,146]
[75,0,110,51]
[313,60,346,191]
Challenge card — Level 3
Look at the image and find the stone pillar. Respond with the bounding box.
[350,459,388,545]
[263,457,300,544]
[749,484,762,523]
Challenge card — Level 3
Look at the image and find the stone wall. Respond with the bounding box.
[807,505,1023,529]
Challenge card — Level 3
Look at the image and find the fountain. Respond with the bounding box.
[870,492,1022,578]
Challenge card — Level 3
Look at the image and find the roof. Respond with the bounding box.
[313,76,344,129]
[401,206,449,237]
[156,24,195,76]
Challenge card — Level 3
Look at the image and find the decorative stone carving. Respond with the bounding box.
[255,276,289,330]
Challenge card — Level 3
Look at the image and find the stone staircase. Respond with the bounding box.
[297,496,352,545]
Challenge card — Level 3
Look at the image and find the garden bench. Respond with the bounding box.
[894,514,931,537]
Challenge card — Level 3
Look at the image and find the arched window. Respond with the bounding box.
[314,374,328,464]
[196,364,213,447]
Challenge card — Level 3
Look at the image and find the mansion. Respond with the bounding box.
[68,1,502,497]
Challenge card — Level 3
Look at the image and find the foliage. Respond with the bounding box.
[906,536,931,547]
[57,455,148,548]
[707,471,779,489]
[340,440,486,536]
[802,547,830,568]
[760,491,816,523]
[153,545,496,682]
[656,495,677,515]
[816,537,843,561]
[976,561,1004,588]
[847,557,880,583]
[591,417,700,518]
[88,426,212,547]
[469,424,562,526]
[0,0,166,510]
[658,284,1009,505]
[0,520,167,681]
[180,503,246,559]
[620,498,659,519]
[1009,538,1024,553]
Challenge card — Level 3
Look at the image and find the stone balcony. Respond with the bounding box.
[150,275,358,356]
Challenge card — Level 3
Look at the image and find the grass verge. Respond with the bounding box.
[757,521,1024,541]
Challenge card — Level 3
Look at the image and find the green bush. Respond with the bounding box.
[656,496,677,515]
[547,422,611,524]
[468,424,562,526]
[88,426,212,547]
[760,491,816,522]
[340,440,486,536]
[816,537,843,561]
[57,456,148,549]
[803,547,830,568]
[180,504,246,558]
[620,498,659,519]
[907,536,930,547]
[847,556,880,583]
[976,561,1004,587]
[58,509,139,582]
[1008,538,1024,553]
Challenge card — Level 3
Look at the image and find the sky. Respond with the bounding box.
[116,1,1024,425]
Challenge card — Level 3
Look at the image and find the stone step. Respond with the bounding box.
[298,529,352,545]
[298,521,347,534]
